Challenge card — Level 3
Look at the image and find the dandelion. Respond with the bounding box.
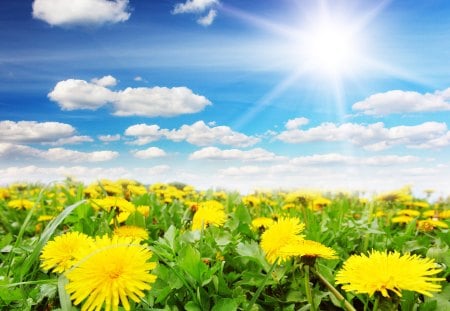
[251,217,275,231]
[260,217,305,263]
[396,209,420,217]
[192,200,227,230]
[391,215,414,224]
[40,232,94,273]
[7,199,34,210]
[279,239,338,261]
[136,205,150,217]
[65,236,157,311]
[417,219,448,231]
[114,225,149,241]
[335,250,444,298]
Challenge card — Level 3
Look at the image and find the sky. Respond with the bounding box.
[1,0,450,197]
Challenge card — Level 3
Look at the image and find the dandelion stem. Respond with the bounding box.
[310,267,356,311]
[244,259,278,311]
[304,265,316,311]
[372,295,380,311]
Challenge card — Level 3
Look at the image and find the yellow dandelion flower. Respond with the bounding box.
[110,211,131,225]
[114,225,149,241]
[422,210,439,218]
[335,250,444,298]
[136,205,150,217]
[7,199,34,210]
[439,210,450,219]
[282,203,296,210]
[396,209,420,217]
[374,210,386,218]
[260,217,305,263]
[40,232,94,273]
[192,200,227,230]
[279,239,338,260]
[391,215,414,224]
[251,217,275,231]
[65,236,157,311]
[38,215,54,222]
[417,219,449,231]
[92,196,135,213]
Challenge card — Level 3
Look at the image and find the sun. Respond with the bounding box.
[300,18,360,77]
[308,23,357,75]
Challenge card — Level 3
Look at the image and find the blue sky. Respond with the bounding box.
[1,0,450,197]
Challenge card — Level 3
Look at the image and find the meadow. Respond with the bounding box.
[0,179,448,311]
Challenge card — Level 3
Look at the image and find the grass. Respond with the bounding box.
[0,180,448,310]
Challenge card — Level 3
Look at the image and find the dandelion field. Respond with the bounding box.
[0,180,449,311]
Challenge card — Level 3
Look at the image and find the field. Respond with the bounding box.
[0,179,449,311]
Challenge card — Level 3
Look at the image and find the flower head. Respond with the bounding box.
[279,239,337,260]
[192,200,227,230]
[260,217,305,263]
[40,232,94,273]
[65,235,157,311]
[335,250,444,298]
[251,217,275,231]
[114,225,149,242]
[7,199,34,210]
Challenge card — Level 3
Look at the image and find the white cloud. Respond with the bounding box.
[0,143,42,159]
[290,154,419,166]
[124,121,259,147]
[285,117,309,130]
[134,76,143,82]
[114,86,211,117]
[48,78,115,110]
[0,143,117,163]
[277,121,450,150]
[0,120,75,144]
[173,0,218,14]
[124,124,164,145]
[49,77,211,117]
[32,0,130,26]
[197,9,217,26]
[132,147,167,159]
[165,121,260,147]
[189,147,284,161]
[43,148,118,162]
[98,134,121,142]
[352,88,450,116]
[91,75,117,87]
[44,135,94,146]
[173,0,219,26]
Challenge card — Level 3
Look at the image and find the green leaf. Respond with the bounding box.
[58,274,72,311]
[236,241,270,271]
[185,300,202,311]
[212,298,238,311]
[178,244,208,284]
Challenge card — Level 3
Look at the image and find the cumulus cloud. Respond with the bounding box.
[132,147,167,159]
[48,76,211,117]
[98,134,121,142]
[197,9,217,26]
[114,86,211,117]
[189,147,284,161]
[32,0,130,26]
[173,0,219,26]
[124,121,260,147]
[0,143,117,163]
[44,135,94,146]
[285,117,309,130]
[352,88,450,116]
[289,153,419,166]
[165,121,260,147]
[124,124,164,145]
[91,75,117,87]
[0,120,75,144]
[48,78,115,110]
[277,121,450,150]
